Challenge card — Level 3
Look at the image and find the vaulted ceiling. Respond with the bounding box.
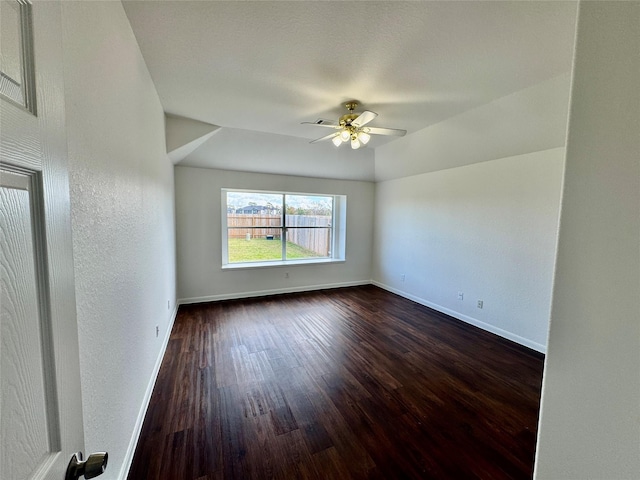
[122,1,578,181]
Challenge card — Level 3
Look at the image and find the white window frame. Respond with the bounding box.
[221,188,346,269]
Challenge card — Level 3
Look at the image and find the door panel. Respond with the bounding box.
[0,170,54,480]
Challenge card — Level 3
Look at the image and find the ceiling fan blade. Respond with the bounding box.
[364,126,407,137]
[302,120,340,128]
[310,132,339,144]
[351,110,378,128]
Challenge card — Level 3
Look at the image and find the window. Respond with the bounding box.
[222,189,346,267]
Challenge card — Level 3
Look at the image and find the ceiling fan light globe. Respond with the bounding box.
[358,132,371,145]
[332,136,343,147]
[351,138,361,149]
[340,130,351,142]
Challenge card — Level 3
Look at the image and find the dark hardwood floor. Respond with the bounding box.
[128,285,544,480]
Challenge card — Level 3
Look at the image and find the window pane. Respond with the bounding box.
[228,232,282,263]
[286,228,332,259]
[222,189,344,266]
[226,191,282,223]
[284,195,333,224]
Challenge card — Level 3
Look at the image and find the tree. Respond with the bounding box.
[266,202,275,214]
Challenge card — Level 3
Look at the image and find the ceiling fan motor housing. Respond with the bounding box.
[340,101,360,126]
[339,113,359,126]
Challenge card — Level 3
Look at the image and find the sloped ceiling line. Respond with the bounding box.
[165,113,221,164]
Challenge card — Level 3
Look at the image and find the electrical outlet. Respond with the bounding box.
[458,292,464,300]
[401,274,405,282]
[155,325,159,337]
[167,300,170,310]
[477,300,483,309]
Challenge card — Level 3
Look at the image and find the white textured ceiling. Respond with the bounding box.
[122,1,578,180]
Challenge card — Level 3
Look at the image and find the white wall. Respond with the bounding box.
[535,2,640,478]
[175,167,374,302]
[61,3,176,479]
[372,148,565,352]
[375,73,572,182]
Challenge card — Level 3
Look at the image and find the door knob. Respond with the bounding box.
[65,451,108,480]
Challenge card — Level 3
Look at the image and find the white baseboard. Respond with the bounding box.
[178,279,371,305]
[118,302,179,480]
[371,281,546,354]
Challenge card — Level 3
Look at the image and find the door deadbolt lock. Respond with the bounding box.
[65,451,108,480]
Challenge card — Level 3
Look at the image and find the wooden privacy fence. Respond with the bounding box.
[227,214,331,255]
[227,214,282,239]
[287,215,331,256]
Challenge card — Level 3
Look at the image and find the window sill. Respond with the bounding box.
[222,258,345,270]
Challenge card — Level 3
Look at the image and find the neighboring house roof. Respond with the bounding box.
[236,205,274,214]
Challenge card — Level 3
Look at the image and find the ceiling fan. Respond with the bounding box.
[302,101,407,149]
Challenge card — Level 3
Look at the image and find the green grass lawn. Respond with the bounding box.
[228,238,323,263]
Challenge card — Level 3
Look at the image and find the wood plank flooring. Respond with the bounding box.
[128,285,544,480]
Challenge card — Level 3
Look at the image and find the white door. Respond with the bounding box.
[1,1,89,479]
